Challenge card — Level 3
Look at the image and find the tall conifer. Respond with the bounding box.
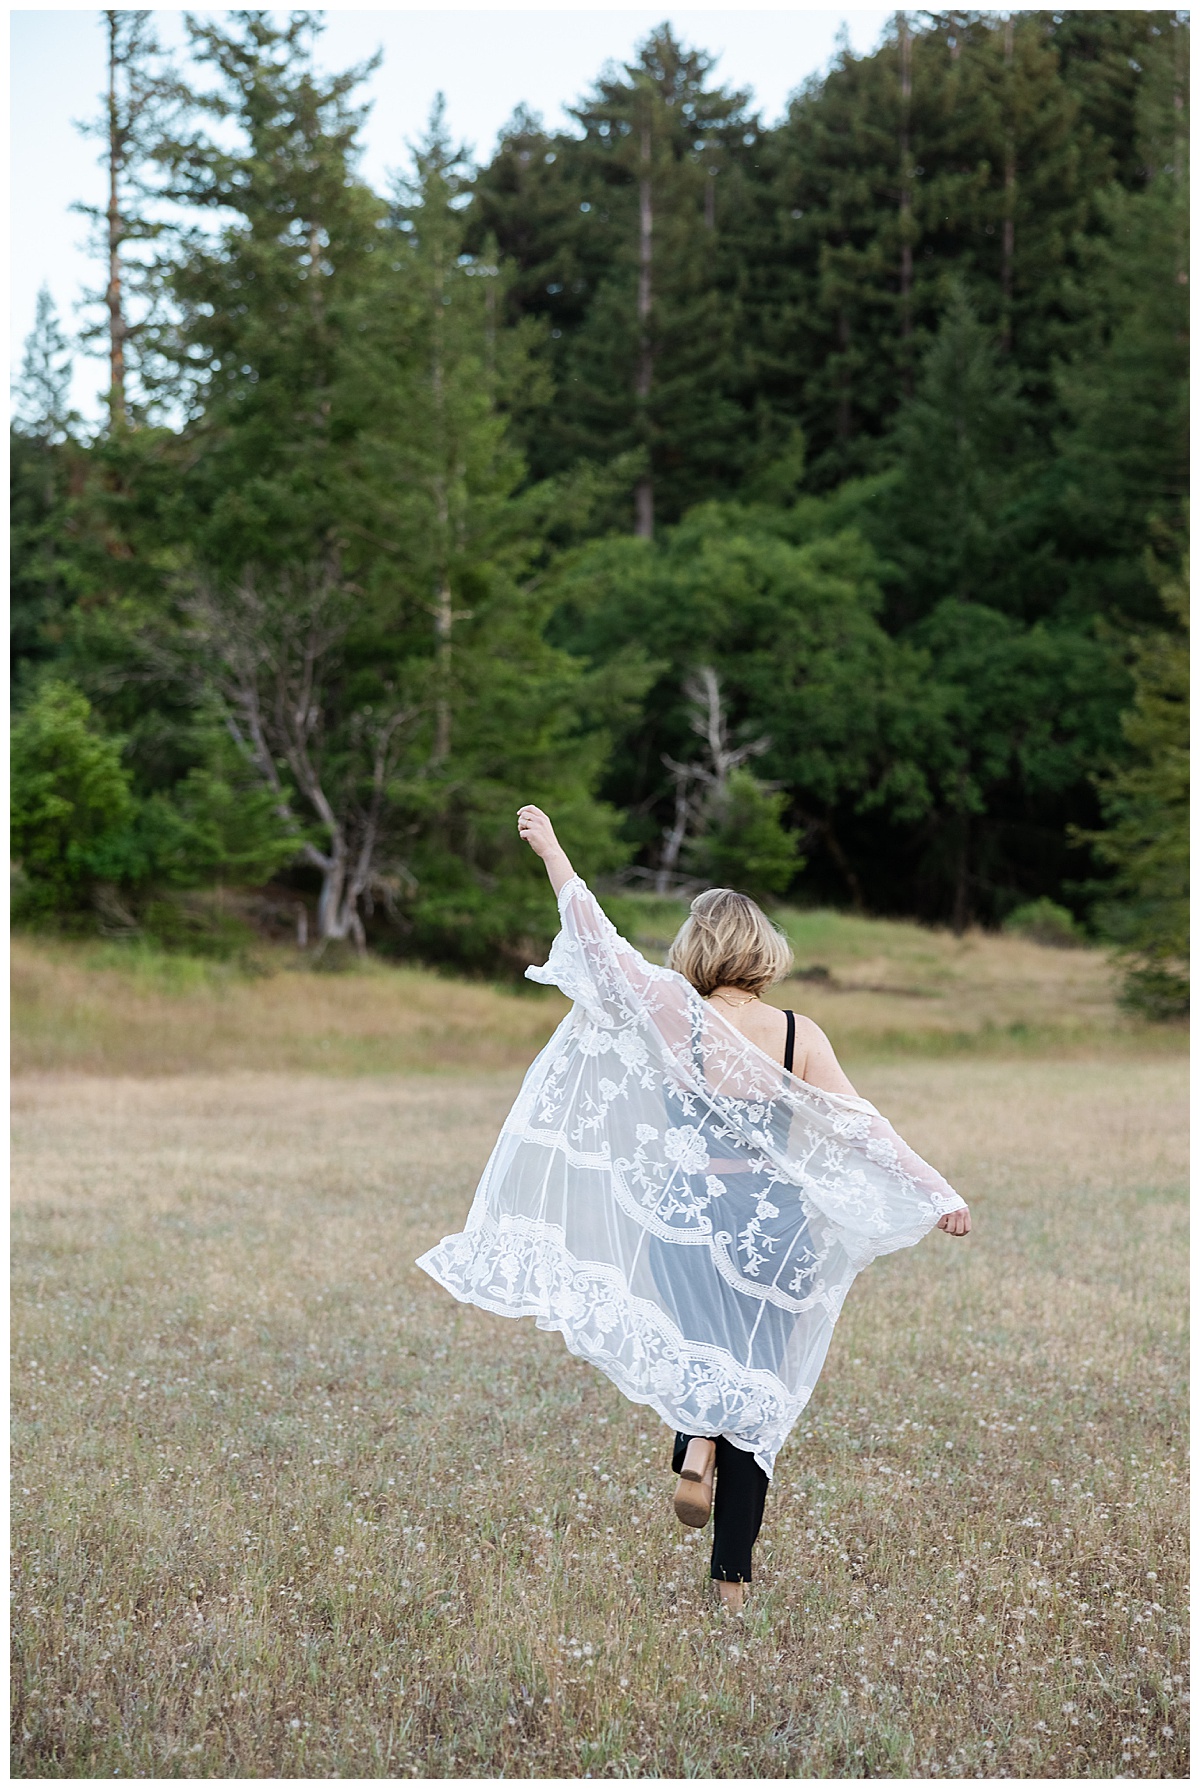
[157,12,385,570]
[74,9,179,427]
[474,25,752,528]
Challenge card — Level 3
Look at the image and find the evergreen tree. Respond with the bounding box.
[726,12,1116,487]
[473,25,753,528]
[16,21,196,712]
[936,11,1092,373]
[1085,549,1189,1016]
[354,104,634,959]
[1049,19,1189,627]
[10,680,135,917]
[155,11,386,570]
[465,103,593,384]
[74,9,180,426]
[12,286,76,443]
[1048,10,1185,192]
[368,99,530,765]
[149,39,628,958]
[11,290,81,677]
[741,13,962,484]
[864,283,1038,628]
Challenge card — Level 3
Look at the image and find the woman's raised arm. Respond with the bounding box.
[517,804,688,1033]
[517,805,577,896]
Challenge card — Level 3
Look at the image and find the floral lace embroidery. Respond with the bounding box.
[418,876,965,1477]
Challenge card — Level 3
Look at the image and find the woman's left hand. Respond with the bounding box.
[936,1206,971,1236]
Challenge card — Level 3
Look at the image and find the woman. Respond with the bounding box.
[418,806,970,1612]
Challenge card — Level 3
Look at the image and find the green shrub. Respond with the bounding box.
[1002,898,1086,948]
[10,681,135,916]
[684,770,805,903]
[1116,963,1189,1022]
[11,681,303,941]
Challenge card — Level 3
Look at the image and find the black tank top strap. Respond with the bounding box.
[783,1009,796,1077]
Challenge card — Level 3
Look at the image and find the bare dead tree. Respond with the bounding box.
[186,559,416,952]
[655,666,768,894]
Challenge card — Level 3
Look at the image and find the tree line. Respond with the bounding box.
[10,10,1188,1009]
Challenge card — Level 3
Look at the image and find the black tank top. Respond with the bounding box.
[692,1004,797,1074]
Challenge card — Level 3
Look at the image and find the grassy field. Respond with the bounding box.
[10,918,1190,1778]
[10,898,1181,1078]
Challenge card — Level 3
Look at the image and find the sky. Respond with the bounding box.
[10,5,893,422]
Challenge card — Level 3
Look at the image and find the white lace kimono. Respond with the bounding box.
[417,877,966,1476]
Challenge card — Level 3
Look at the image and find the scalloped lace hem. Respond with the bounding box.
[416,1216,814,1478]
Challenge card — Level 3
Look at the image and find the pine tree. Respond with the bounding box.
[744,14,957,483]
[10,680,136,916]
[156,11,386,571]
[372,99,527,764]
[740,13,1105,486]
[465,105,591,371]
[12,286,76,443]
[1048,10,1183,192]
[474,25,753,529]
[10,290,81,677]
[74,9,179,427]
[934,10,1093,376]
[1050,15,1189,626]
[1086,548,1189,1016]
[351,103,633,958]
[143,39,627,957]
[865,283,1036,628]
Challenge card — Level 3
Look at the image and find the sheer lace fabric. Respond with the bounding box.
[417,877,965,1476]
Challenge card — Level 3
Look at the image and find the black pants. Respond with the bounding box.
[672,1432,769,1582]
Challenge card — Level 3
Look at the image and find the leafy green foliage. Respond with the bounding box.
[8,10,1190,982]
[10,681,135,916]
[1085,555,1189,1017]
[684,770,804,903]
[865,285,1036,626]
[1002,898,1086,949]
[552,498,925,830]
[10,682,301,924]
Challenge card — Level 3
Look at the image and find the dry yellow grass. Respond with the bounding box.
[11,1054,1188,1777]
[636,897,1178,1059]
[11,913,1182,1082]
[10,936,570,1077]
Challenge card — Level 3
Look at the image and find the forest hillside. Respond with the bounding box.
[10,10,1188,1013]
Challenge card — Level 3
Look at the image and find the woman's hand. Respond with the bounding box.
[936,1206,971,1237]
[518,806,577,896]
[517,805,559,860]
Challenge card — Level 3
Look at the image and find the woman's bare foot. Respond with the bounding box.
[716,1579,746,1614]
[673,1437,716,1528]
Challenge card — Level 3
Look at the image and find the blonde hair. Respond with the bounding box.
[666,887,793,998]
